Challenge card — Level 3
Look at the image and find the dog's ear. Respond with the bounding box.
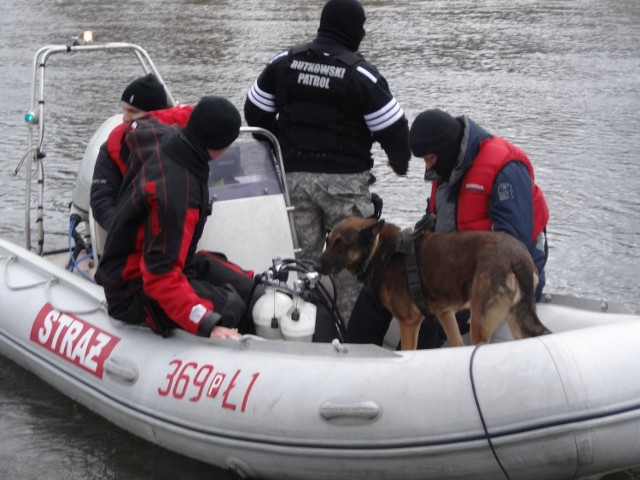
[363,219,385,239]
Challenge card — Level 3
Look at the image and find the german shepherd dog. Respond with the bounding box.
[315,217,551,350]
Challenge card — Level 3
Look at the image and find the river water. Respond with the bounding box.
[0,0,639,478]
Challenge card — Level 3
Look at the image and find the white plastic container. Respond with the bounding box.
[251,287,291,340]
[280,300,316,342]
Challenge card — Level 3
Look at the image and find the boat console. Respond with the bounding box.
[69,120,300,273]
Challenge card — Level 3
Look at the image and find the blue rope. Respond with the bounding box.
[66,217,96,283]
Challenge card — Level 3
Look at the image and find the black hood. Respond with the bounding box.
[317,0,366,52]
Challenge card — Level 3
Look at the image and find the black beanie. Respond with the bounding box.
[183,96,242,150]
[121,74,168,112]
[317,0,366,51]
[409,109,462,157]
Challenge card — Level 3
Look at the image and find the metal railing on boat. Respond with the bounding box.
[17,39,175,255]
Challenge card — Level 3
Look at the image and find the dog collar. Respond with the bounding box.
[355,232,380,278]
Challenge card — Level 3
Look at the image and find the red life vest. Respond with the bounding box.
[429,135,549,243]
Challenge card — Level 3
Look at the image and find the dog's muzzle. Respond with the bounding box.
[314,259,342,276]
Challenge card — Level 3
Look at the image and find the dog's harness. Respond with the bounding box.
[400,228,431,317]
[357,226,431,317]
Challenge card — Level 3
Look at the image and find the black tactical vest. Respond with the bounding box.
[276,43,374,173]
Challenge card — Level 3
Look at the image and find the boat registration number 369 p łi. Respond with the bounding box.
[157,359,260,413]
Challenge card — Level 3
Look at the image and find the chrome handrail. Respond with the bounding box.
[19,41,175,254]
[234,126,300,254]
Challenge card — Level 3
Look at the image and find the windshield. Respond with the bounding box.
[208,139,283,202]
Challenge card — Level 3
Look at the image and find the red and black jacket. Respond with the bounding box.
[90,105,193,230]
[95,127,215,336]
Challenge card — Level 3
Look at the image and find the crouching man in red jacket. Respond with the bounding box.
[96,96,255,341]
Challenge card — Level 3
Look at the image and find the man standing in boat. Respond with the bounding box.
[244,0,411,321]
[96,96,255,341]
[90,73,193,231]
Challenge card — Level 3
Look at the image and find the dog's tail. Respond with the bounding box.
[511,262,552,337]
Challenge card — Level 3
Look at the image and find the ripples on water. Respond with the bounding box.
[0,0,639,478]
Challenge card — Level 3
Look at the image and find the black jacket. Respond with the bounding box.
[245,36,410,175]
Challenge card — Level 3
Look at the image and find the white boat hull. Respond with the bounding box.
[1,237,640,480]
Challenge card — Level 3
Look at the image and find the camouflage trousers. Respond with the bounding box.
[286,171,374,322]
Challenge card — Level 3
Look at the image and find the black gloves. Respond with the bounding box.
[414,213,436,233]
[370,192,383,220]
[197,284,247,336]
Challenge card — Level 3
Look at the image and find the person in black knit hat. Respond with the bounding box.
[90,73,192,232]
[347,108,550,349]
[96,96,261,342]
[244,0,412,321]
[120,73,168,119]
